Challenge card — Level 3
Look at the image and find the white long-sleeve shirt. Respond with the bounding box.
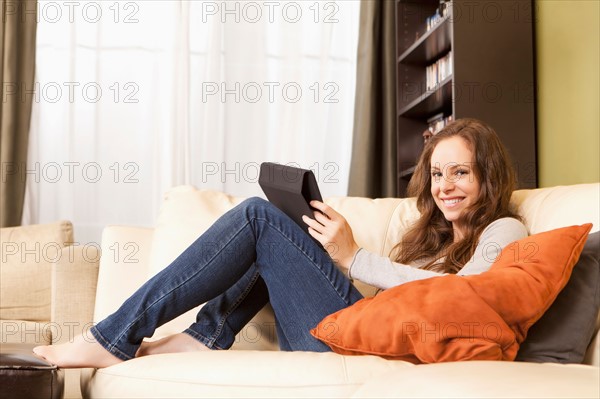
[348,217,528,290]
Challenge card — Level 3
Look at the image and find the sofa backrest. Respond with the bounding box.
[511,183,599,235]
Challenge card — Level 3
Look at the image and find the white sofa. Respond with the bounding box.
[57,183,599,398]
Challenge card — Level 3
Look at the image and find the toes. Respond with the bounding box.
[32,346,45,357]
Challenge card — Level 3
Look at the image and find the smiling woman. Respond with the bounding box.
[430,137,481,235]
[389,118,521,275]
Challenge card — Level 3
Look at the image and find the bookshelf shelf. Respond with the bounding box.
[398,75,452,118]
[398,15,451,66]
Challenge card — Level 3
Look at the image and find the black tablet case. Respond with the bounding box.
[258,162,323,237]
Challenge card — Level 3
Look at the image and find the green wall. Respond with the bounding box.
[536,0,599,187]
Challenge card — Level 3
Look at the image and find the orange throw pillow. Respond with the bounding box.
[310,224,592,363]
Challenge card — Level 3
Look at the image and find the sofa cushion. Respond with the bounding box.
[0,221,73,322]
[81,350,412,398]
[311,224,592,363]
[322,197,418,258]
[148,186,245,278]
[324,196,418,297]
[516,231,600,363]
[94,227,154,324]
[350,361,600,398]
[510,184,599,235]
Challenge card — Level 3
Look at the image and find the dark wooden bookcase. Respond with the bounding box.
[395,0,537,197]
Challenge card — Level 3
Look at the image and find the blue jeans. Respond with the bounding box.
[90,197,364,360]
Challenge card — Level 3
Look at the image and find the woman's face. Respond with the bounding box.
[430,136,481,233]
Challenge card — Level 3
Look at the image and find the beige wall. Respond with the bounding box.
[535,0,599,187]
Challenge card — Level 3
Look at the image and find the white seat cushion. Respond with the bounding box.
[82,351,413,398]
[351,361,600,398]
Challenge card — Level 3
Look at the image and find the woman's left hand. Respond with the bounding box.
[302,200,359,271]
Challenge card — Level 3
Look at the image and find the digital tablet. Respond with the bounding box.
[258,162,323,238]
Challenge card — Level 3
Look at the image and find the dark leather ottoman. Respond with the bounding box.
[0,343,64,399]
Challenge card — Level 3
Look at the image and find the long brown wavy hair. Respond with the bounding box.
[391,118,519,274]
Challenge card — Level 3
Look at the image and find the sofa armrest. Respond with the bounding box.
[50,245,99,399]
[51,245,99,345]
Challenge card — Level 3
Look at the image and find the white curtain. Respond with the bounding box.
[23,0,360,245]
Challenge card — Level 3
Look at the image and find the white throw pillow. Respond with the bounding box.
[149,185,246,277]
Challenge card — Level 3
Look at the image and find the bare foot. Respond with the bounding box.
[136,333,209,357]
[33,334,123,368]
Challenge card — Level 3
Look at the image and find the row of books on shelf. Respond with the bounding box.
[425,2,450,32]
[423,113,454,143]
[426,51,452,90]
